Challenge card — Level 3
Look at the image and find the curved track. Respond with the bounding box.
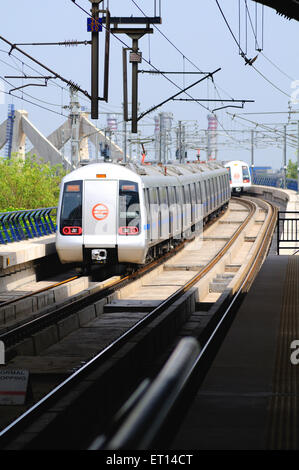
[0,196,277,449]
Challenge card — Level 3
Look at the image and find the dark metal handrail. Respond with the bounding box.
[277,211,299,255]
[0,207,57,244]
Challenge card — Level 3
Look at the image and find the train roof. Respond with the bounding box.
[124,161,226,177]
[225,160,250,167]
[62,160,227,185]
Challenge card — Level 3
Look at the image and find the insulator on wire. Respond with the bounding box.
[64,39,79,47]
[68,81,80,91]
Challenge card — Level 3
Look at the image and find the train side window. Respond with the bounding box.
[160,186,168,205]
[219,176,223,200]
[215,176,220,205]
[208,180,211,209]
[190,183,196,204]
[212,179,215,205]
[204,180,208,211]
[149,187,158,205]
[184,185,190,204]
[168,186,175,204]
[197,182,202,204]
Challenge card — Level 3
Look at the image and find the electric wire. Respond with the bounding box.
[124,0,249,147]
[0,75,68,117]
[214,0,291,99]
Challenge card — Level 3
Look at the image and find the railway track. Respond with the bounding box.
[0,196,277,449]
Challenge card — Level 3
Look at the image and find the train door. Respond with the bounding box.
[83,179,117,247]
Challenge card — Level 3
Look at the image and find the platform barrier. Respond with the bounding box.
[0,207,57,244]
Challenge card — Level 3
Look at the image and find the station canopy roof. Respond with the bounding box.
[253,0,299,21]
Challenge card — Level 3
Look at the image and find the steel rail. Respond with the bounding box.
[0,206,227,346]
[0,276,79,309]
[97,198,277,450]
[0,199,256,444]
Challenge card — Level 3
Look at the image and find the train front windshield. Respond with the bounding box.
[60,181,82,234]
[119,180,140,235]
[242,166,250,183]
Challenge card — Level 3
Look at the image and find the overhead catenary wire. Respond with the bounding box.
[130,0,234,103]
[126,0,249,148]
[214,0,291,99]
[0,75,69,118]
[227,111,298,148]
[68,0,252,152]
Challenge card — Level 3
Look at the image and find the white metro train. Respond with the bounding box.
[225,160,252,193]
[55,161,230,270]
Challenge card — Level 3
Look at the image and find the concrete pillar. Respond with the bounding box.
[11,110,28,160]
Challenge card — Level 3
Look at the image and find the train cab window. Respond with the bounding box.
[242,165,250,183]
[119,180,140,234]
[60,180,82,235]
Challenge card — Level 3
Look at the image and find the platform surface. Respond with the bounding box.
[171,255,299,450]
[0,235,56,269]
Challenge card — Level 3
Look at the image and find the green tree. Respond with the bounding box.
[286,159,297,179]
[0,154,66,211]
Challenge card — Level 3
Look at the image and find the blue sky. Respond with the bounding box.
[0,0,299,169]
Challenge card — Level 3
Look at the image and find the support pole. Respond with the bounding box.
[297,121,299,195]
[178,121,182,163]
[251,129,255,177]
[283,124,287,189]
[90,0,101,119]
[123,107,127,163]
[131,37,139,134]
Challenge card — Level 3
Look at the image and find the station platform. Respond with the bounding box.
[171,254,299,450]
[0,235,56,270]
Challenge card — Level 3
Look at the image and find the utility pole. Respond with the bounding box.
[123,115,127,163]
[70,88,81,167]
[159,114,162,163]
[297,121,299,195]
[283,124,287,189]
[251,129,255,177]
[90,0,102,120]
[178,121,182,162]
[106,15,161,133]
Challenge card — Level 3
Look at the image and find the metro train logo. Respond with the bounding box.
[92,203,109,221]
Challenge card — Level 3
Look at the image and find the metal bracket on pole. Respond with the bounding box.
[105,16,160,133]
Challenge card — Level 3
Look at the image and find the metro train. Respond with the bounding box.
[55,161,230,270]
[225,160,251,193]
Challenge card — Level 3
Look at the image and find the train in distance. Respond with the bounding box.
[225,160,252,193]
[55,160,231,272]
